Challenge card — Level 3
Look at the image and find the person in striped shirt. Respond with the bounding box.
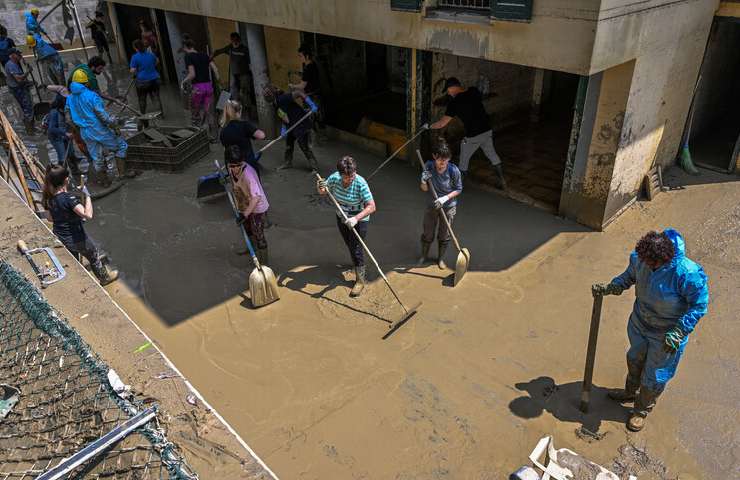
[317,156,376,297]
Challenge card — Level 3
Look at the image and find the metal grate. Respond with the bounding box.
[438,0,490,9]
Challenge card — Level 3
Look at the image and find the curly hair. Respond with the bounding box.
[635,231,675,265]
[336,156,356,176]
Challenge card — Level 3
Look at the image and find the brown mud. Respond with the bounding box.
[3,64,739,478]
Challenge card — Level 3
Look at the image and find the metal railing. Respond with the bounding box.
[438,0,490,9]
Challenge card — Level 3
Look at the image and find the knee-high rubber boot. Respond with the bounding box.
[608,376,640,403]
[305,149,319,173]
[256,247,269,266]
[437,242,449,270]
[494,164,508,190]
[116,156,139,179]
[628,387,662,432]
[350,265,366,297]
[278,149,293,170]
[417,240,431,266]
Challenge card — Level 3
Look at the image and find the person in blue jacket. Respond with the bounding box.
[29,34,64,86]
[592,229,708,432]
[65,82,129,187]
[25,8,47,37]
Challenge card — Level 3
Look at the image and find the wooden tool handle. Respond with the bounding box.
[17,240,29,254]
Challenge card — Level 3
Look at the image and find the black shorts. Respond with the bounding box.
[136,79,160,98]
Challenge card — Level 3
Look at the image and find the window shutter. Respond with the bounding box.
[491,0,533,22]
[391,0,422,12]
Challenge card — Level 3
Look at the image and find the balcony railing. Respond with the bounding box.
[438,0,490,10]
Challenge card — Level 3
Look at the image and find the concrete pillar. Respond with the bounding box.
[245,23,277,137]
[406,48,432,160]
[530,68,546,122]
[560,60,635,229]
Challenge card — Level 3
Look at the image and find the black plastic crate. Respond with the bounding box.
[126,127,210,172]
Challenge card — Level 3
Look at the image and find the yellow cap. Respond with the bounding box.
[26,35,37,47]
[30,8,40,15]
[72,69,89,84]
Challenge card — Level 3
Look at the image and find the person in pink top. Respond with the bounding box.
[227,145,270,264]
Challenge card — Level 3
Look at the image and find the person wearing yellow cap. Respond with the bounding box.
[25,9,47,37]
[67,56,107,94]
[28,33,64,86]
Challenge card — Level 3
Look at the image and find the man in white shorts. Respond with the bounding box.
[430,77,506,189]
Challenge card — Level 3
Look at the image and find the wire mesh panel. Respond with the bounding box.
[0,262,197,479]
[438,0,490,9]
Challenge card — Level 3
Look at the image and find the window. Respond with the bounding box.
[390,0,423,12]
[491,0,533,21]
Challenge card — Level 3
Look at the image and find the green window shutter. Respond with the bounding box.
[391,0,422,12]
[491,0,533,22]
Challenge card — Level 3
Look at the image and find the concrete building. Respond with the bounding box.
[74,1,734,228]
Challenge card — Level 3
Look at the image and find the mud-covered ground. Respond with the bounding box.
[3,60,739,478]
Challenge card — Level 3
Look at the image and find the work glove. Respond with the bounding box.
[591,282,623,297]
[316,178,327,191]
[421,170,432,184]
[433,194,449,209]
[344,216,358,228]
[235,213,246,225]
[420,123,430,131]
[305,96,318,113]
[664,327,684,353]
[280,124,287,137]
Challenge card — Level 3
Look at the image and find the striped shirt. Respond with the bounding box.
[326,172,373,222]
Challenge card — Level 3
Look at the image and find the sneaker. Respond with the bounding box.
[627,414,645,432]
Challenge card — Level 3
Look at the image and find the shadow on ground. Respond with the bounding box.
[509,376,630,433]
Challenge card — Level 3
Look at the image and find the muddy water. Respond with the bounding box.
[5,70,738,478]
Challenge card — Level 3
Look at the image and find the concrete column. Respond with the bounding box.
[530,68,546,122]
[560,61,635,229]
[245,23,277,137]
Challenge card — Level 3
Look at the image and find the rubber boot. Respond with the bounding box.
[350,265,366,297]
[627,387,661,432]
[494,164,507,190]
[116,156,139,179]
[437,242,449,270]
[278,150,293,170]
[95,170,112,189]
[417,240,431,266]
[306,150,319,173]
[607,377,639,403]
[93,262,119,286]
[256,247,269,266]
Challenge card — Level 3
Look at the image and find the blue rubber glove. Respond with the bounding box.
[664,327,684,353]
[280,124,287,137]
[305,96,318,113]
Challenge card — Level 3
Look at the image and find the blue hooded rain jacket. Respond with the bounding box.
[611,228,708,390]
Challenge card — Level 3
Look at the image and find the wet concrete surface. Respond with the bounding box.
[2,65,739,479]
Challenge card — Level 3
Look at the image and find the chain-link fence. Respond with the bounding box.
[0,261,198,479]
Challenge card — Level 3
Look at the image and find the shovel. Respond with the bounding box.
[415,150,470,286]
[196,109,314,200]
[316,173,420,336]
[217,160,279,307]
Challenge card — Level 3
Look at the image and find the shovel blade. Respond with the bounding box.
[249,265,280,308]
[453,248,470,287]
[196,172,225,199]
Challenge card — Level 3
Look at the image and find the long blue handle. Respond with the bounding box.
[215,160,260,266]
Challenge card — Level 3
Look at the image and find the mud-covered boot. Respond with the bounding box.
[306,151,319,173]
[116,156,139,179]
[256,247,269,266]
[93,261,119,286]
[350,265,366,297]
[608,378,639,403]
[95,171,112,189]
[277,150,293,171]
[494,164,508,190]
[437,242,449,270]
[417,240,431,266]
[627,387,661,432]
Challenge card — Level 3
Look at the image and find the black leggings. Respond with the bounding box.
[336,216,368,267]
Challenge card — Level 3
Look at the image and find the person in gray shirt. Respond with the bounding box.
[212,32,252,113]
[418,141,463,269]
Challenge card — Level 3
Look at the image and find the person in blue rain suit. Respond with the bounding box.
[65,82,128,188]
[25,8,47,37]
[592,229,708,432]
[28,34,65,86]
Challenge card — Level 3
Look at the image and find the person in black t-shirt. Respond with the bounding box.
[276,90,318,172]
[212,32,253,112]
[42,165,118,285]
[219,100,265,174]
[86,11,112,64]
[290,44,325,131]
[430,77,506,189]
[182,39,219,137]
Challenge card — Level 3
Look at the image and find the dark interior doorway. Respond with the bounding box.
[307,33,408,133]
[113,4,151,62]
[690,17,740,173]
